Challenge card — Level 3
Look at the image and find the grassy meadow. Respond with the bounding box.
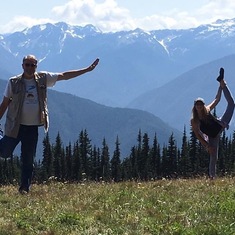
[0,177,235,235]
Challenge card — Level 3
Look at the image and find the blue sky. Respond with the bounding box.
[0,0,235,33]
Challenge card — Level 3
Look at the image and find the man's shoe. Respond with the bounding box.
[19,186,29,194]
[217,67,224,82]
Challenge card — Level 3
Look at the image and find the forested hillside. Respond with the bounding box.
[1,128,234,184]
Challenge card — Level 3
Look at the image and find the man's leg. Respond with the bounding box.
[19,125,38,193]
[0,135,19,159]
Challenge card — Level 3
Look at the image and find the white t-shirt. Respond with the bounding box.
[4,72,59,125]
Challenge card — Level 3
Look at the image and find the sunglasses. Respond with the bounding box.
[24,63,37,68]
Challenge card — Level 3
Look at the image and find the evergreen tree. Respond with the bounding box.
[161,145,168,177]
[140,133,150,180]
[129,146,138,180]
[91,146,101,181]
[136,129,142,180]
[0,159,6,184]
[60,148,66,181]
[0,159,3,184]
[230,133,235,175]
[101,138,111,181]
[53,132,63,180]
[79,129,92,180]
[41,133,53,181]
[226,132,235,175]
[149,133,161,179]
[111,136,121,182]
[188,127,202,176]
[120,157,130,180]
[178,126,190,177]
[33,160,41,184]
[72,140,82,181]
[166,133,178,178]
[65,143,73,181]
[7,156,16,184]
[217,131,227,175]
[2,159,10,184]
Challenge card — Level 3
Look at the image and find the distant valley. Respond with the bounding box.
[0,79,182,159]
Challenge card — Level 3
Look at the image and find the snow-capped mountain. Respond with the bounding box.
[1,19,235,109]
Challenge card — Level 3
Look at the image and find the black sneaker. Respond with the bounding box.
[19,186,29,194]
[216,67,224,82]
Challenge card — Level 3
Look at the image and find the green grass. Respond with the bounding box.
[0,178,235,235]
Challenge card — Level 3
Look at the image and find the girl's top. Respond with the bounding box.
[199,113,222,138]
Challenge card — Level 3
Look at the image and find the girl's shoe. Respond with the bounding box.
[216,67,224,82]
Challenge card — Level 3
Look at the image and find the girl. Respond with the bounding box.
[191,68,234,179]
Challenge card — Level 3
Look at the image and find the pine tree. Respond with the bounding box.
[178,126,190,177]
[2,159,9,184]
[136,129,142,180]
[120,157,132,180]
[101,138,111,181]
[53,132,63,180]
[72,140,82,181]
[217,131,227,175]
[149,133,161,179]
[141,133,150,180]
[65,143,73,181]
[60,148,66,181]
[111,136,121,182]
[226,131,235,174]
[41,133,53,181]
[166,133,178,178]
[79,129,92,180]
[161,145,168,177]
[230,133,235,174]
[91,146,101,181]
[7,156,16,184]
[188,126,201,176]
[0,159,3,184]
[129,146,138,180]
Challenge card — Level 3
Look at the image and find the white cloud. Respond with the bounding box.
[1,0,235,34]
[50,0,235,32]
[189,0,235,26]
[51,0,133,32]
[0,16,53,34]
[135,0,235,31]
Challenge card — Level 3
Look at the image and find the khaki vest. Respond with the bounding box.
[5,73,49,138]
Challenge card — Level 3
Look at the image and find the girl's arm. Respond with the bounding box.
[191,119,209,149]
[207,86,222,111]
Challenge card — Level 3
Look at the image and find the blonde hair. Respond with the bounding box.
[191,103,209,125]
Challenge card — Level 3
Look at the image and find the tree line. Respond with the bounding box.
[0,127,235,185]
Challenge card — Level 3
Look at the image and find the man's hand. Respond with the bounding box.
[87,58,99,72]
[57,58,100,81]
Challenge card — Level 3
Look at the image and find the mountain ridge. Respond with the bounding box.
[128,54,235,134]
[1,19,235,134]
[0,79,183,159]
[1,19,235,108]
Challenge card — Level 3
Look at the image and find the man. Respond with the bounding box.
[0,55,99,193]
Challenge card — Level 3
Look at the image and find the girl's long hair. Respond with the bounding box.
[191,104,209,124]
